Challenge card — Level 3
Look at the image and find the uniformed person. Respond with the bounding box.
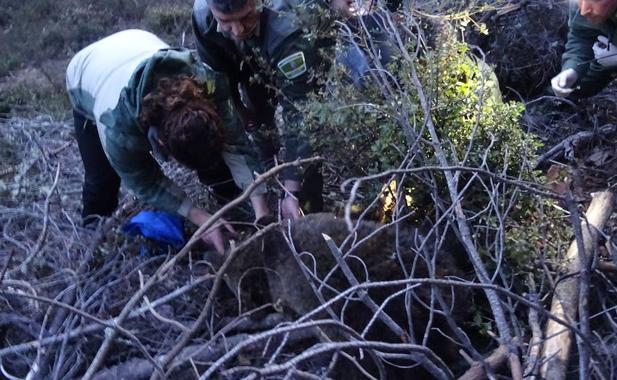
[274,0,395,88]
[192,0,331,219]
[552,0,617,98]
[66,29,270,253]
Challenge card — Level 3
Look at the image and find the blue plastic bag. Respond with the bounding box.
[122,211,185,249]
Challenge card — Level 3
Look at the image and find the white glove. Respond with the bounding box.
[593,35,617,68]
[551,69,578,97]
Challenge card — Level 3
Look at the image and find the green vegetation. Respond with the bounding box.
[0,0,192,116]
[303,24,541,213]
[1,84,69,118]
[298,22,574,302]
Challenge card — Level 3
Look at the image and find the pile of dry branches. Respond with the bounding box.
[2,1,617,379]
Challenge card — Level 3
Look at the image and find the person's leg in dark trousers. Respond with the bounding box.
[243,81,279,169]
[300,163,324,214]
[73,110,121,223]
[196,159,242,204]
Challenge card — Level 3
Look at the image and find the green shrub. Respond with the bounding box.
[302,25,541,217]
[0,55,20,77]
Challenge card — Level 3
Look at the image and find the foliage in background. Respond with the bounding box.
[0,0,192,73]
[303,21,541,213]
[299,18,574,308]
[0,0,193,117]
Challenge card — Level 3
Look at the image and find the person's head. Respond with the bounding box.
[578,0,617,24]
[330,0,357,18]
[140,75,225,170]
[208,0,261,41]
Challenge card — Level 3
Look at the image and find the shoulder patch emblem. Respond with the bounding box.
[277,51,307,80]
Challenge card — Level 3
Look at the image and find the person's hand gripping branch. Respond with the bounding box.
[593,35,617,68]
[281,180,302,220]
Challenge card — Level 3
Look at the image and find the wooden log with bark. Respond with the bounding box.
[539,191,615,380]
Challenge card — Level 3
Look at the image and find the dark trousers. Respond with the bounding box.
[196,160,242,204]
[299,163,324,214]
[73,111,121,220]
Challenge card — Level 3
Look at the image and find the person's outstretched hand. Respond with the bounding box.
[188,207,236,254]
[551,68,578,97]
[200,217,236,254]
[281,194,302,220]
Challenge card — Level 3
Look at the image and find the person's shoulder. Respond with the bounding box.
[192,0,209,17]
[192,0,216,33]
[263,8,305,50]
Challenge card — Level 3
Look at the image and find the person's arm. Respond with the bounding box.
[281,179,302,220]
[103,125,233,253]
[186,207,235,253]
[561,5,613,98]
[208,70,272,220]
[273,34,329,219]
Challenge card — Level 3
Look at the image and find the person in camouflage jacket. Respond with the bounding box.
[66,29,269,253]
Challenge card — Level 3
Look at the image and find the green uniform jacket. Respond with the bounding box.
[562,4,617,98]
[67,30,261,217]
[192,1,332,180]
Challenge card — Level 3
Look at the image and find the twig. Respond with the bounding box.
[0,250,14,285]
[534,124,616,169]
[153,222,280,379]
[138,270,189,333]
[523,275,543,378]
[48,140,73,155]
[321,233,407,340]
[91,316,314,380]
[457,341,512,380]
[17,162,60,273]
[408,50,523,380]
[342,165,565,230]
[222,340,453,380]
[81,157,320,380]
[0,290,164,377]
[0,273,213,358]
[198,318,451,380]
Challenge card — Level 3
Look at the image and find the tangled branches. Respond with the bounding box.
[2,1,617,379]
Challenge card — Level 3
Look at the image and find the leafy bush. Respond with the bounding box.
[302,23,541,218]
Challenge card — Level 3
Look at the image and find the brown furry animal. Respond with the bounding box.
[224,213,470,378]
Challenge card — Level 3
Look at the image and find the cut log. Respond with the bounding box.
[457,343,509,380]
[539,191,615,380]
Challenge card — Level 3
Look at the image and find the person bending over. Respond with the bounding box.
[66,29,269,253]
[552,0,617,98]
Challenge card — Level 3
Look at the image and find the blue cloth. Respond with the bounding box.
[122,211,185,247]
[337,14,395,89]
[338,45,371,89]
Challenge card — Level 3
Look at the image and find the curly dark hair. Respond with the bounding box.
[140,75,225,169]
